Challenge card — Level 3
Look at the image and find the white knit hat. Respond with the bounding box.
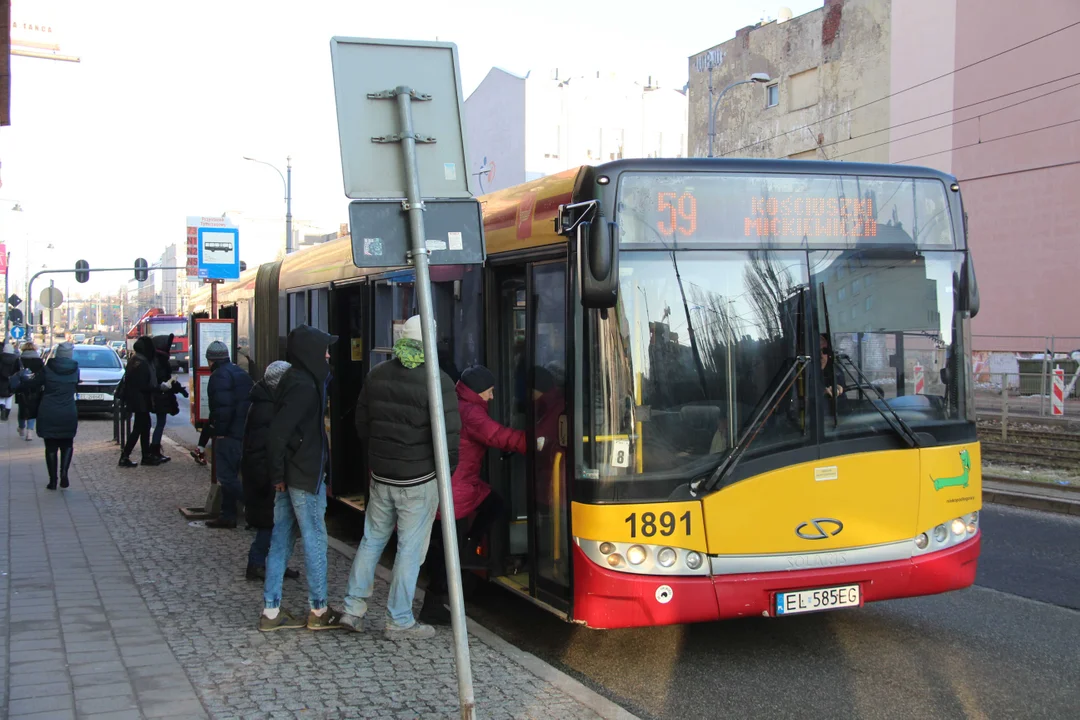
[402,315,423,342]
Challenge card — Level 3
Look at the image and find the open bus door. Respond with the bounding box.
[487,257,571,614]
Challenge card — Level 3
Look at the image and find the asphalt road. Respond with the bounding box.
[464,505,1080,720]
[162,371,201,450]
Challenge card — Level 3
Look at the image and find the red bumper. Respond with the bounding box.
[571,535,980,629]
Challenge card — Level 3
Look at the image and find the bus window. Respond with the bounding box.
[288,292,307,331]
[311,288,329,332]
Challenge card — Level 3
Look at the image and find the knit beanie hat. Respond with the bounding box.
[54,342,75,360]
[263,360,291,389]
[205,341,230,363]
[402,315,423,342]
[461,365,496,395]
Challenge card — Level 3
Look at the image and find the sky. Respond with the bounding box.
[0,0,823,297]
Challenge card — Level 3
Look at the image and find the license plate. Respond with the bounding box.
[77,393,110,401]
[775,584,860,616]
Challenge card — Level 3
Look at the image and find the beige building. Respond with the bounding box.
[688,0,892,162]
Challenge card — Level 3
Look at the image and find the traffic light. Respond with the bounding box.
[7,293,22,326]
[134,258,149,282]
[240,261,247,272]
[75,259,90,283]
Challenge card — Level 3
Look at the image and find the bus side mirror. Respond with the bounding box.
[577,220,619,308]
[959,256,979,318]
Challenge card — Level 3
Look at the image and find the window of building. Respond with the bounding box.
[788,67,819,111]
[766,83,779,108]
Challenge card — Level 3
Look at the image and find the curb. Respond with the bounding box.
[326,536,639,720]
[983,489,1080,516]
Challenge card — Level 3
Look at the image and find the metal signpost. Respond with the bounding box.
[330,37,482,719]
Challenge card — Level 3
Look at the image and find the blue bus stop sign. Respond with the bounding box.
[10,325,26,340]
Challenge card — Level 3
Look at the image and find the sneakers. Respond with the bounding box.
[17,426,23,436]
[189,449,207,466]
[205,517,237,529]
[258,610,306,632]
[384,621,437,641]
[306,608,344,631]
[118,455,138,468]
[339,612,365,633]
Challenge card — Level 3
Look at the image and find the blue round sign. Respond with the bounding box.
[10,325,26,340]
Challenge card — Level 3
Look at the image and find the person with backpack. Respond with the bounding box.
[119,336,161,468]
[0,342,21,421]
[241,360,298,582]
[16,342,44,441]
[22,342,79,489]
[149,333,182,463]
[203,340,254,530]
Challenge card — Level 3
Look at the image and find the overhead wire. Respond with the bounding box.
[718,19,1080,157]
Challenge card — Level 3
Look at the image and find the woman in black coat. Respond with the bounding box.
[17,342,45,441]
[0,342,20,421]
[149,334,179,463]
[23,342,79,490]
[119,336,160,468]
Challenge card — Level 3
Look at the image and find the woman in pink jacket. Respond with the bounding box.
[422,365,525,624]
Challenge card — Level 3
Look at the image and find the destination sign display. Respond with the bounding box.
[617,173,955,248]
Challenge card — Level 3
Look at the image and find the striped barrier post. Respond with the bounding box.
[913,363,924,395]
[1051,367,1065,416]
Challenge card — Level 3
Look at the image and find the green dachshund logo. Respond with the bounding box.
[932,449,971,491]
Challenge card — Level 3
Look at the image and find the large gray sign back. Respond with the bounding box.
[329,37,473,200]
[348,199,484,268]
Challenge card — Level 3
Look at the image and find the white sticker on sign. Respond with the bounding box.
[426,239,447,251]
[448,231,463,250]
[610,439,631,468]
[444,163,457,180]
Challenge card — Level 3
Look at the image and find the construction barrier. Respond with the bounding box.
[1051,367,1065,416]
[913,363,924,395]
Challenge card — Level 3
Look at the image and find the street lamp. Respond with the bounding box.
[243,156,293,254]
[707,72,771,158]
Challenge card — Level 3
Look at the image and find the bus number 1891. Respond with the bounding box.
[625,511,691,538]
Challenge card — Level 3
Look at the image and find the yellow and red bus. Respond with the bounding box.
[191,158,982,629]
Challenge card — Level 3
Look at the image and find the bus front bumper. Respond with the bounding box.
[571,535,980,629]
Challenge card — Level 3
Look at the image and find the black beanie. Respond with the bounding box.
[461,365,496,394]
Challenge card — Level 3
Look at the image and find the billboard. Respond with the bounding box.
[10,0,80,62]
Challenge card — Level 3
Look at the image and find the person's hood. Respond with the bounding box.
[47,357,79,376]
[152,334,174,353]
[133,336,155,358]
[20,349,40,359]
[285,325,336,382]
[1,342,14,355]
[456,380,487,409]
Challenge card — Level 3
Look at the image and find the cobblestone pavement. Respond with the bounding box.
[5,417,615,719]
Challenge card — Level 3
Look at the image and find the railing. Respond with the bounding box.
[112,396,132,446]
[975,372,1078,436]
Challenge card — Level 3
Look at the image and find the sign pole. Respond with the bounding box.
[48,280,55,347]
[394,85,476,719]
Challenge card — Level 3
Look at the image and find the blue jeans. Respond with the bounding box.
[263,485,328,611]
[249,528,272,568]
[344,481,439,628]
[214,438,243,522]
[152,413,167,446]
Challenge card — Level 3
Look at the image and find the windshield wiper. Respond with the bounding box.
[691,355,810,497]
[834,353,922,448]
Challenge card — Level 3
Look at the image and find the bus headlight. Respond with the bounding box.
[685,551,703,570]
[657,547,677,567]
[950,518,966,536]
[599,542,615,555]
[914,533,929,550]
[933,525,948,543]
[607,553,624,568]
[627,546,647,565]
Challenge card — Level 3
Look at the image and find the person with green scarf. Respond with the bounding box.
[341,315,461,639]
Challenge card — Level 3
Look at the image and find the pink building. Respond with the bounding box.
[891,1,1080,351]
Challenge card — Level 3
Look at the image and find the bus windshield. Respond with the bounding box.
[583,179,973,496]
[148,319,187,338]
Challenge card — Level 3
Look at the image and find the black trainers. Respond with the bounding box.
[118,455,138,468]
[205,517,237,529]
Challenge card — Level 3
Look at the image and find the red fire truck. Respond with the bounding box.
[127,308,190,373]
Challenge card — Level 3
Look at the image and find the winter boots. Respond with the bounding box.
[118,454,138,468]
[60,446,73,489]
[45,451,58,491]
[149,443,171,463]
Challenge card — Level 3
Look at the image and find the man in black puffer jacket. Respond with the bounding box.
[259,325,342,632]
[204,340,253,530]
[241,360,298,582]
[340,315,460,640]
[119,336,160,468]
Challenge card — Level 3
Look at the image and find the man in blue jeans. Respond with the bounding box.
[203,341,253,530]
[340,315,460,640]
[259,325,343,632]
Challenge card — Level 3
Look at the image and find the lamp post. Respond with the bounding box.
[707,72,771,158]
[243,156,293,254]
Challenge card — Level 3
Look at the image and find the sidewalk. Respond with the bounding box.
[3,418,626,719]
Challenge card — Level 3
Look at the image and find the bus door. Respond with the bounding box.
[488,259,571,611]
[329,281,370,512]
